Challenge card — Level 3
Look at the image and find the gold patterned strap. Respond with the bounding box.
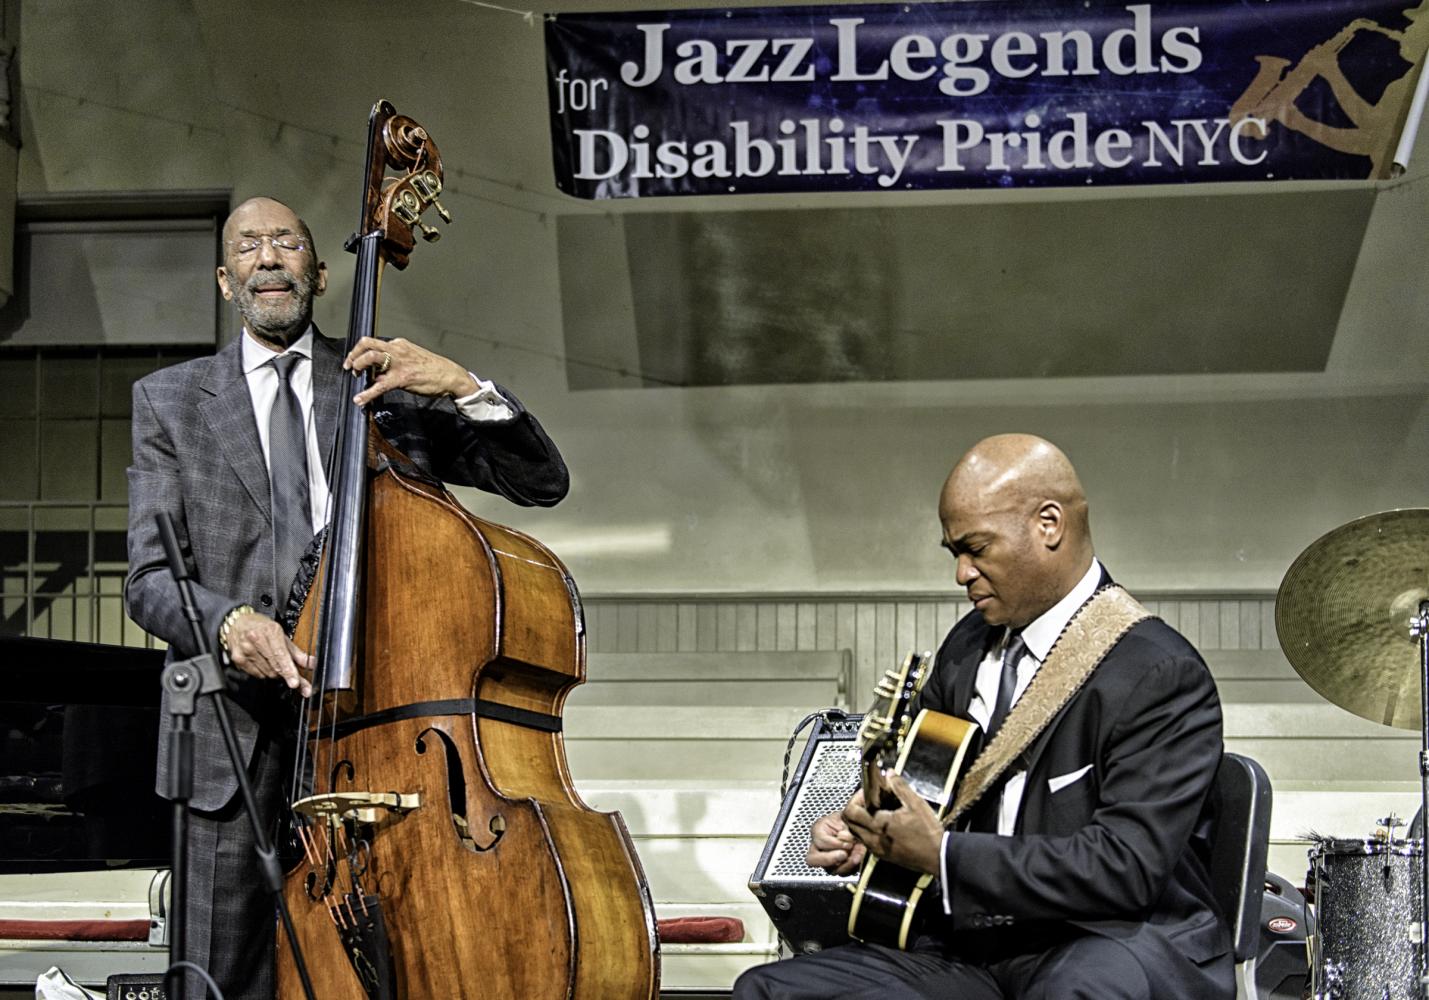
[943,584,1152,827]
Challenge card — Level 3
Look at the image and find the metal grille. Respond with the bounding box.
[769,737,862,881]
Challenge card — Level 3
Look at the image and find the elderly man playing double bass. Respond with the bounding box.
[736,435,1231,999]
[124,196,568,999]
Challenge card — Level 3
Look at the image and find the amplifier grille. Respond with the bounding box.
[768,739,861,880]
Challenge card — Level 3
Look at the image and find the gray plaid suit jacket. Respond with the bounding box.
[125,330,568,811]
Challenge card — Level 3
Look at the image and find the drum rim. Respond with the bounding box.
[1310,836,1424,858]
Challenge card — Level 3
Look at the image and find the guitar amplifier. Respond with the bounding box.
[748,710,863,955]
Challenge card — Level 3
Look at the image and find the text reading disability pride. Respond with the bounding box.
[572,114,1271,188]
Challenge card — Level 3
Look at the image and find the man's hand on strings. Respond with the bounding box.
[843,773,944,877]
[225,611,314,698]
[345,336,477,406]
[806,795,868,875]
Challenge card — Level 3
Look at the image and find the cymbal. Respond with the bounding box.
[1276,509,1429,731]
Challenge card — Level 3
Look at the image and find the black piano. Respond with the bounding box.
[1,635,169,871]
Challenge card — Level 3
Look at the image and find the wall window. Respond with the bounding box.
[0,193,226,644]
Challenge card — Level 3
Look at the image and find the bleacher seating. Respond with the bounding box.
[567,650,853,991]
[2,639,1418,995]
[567,644,1421,990]
[1209,647,1420,883]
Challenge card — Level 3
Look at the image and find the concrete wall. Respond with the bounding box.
[16,0,1429,599]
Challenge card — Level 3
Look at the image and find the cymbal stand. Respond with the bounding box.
[1413,599,1429,999]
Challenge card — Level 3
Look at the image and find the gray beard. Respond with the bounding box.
[233,266,315,343]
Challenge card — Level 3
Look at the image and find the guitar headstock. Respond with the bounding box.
[352,100,453,271]
[857,651,931,812]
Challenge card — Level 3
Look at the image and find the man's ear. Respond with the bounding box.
[314,261,328,297]
[1037,500,1066,549]
[216,266,234,301]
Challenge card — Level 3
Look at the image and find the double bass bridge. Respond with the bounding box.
[293,790,422,826]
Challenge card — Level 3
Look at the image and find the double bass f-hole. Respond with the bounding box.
[416,725,504,853]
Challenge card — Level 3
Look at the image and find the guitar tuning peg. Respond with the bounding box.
[432,198,452,224]
[416,220,442,243]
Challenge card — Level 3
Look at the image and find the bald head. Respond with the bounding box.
[938,435,1094,628]
[940,435,1089,534]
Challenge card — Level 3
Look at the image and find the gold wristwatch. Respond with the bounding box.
[218,604,256,652]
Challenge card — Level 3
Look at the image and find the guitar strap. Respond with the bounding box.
[943,584,1151,827]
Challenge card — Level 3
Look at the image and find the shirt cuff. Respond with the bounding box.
[940,829,954,914]
[454,374,516,423]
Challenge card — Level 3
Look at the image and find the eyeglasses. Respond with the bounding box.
[229,234,308,256]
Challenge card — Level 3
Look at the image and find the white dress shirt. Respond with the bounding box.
[940,558,1103,911]
[241,329,330,532]
[239,327,516,534]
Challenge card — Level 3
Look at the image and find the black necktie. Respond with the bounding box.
[269,353,312,612]
[985,631,1027,742]
[965,632,1028,834]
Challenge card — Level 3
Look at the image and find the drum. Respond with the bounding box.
[1310,837,1424,1000]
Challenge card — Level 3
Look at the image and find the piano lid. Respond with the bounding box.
[0,635,163,706]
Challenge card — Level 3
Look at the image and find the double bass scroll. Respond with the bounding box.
[275,100,660,1000]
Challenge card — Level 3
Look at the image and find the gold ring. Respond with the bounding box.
[378,351,392,375]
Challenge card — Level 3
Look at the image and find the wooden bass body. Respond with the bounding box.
[276,452,659,999]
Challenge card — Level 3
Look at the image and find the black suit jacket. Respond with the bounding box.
[918,574,1234,997]
[125,330,568,810]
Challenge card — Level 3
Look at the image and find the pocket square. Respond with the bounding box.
[1048,764,1093,794]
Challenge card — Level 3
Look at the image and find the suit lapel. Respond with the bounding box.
[310,330,344,469]
[1018,567,1117,775]
[199,337,271,522]
[1014,568,1130,824]
[1022,699,1075,784]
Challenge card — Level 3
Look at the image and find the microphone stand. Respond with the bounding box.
[156,511,318,1000]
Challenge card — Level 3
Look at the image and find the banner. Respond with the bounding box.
[545,0,1429,198]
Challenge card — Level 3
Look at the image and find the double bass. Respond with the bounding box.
[274,101,660,999]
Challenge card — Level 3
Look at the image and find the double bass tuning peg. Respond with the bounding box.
[416,198,451,241]
[391,169,454,243]
[412,170,452,225]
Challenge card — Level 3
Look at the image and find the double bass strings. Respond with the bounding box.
[287,221,388,893]
[287,393,325,820]
[286,346,358,873]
